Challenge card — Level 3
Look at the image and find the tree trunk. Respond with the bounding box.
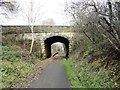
[29,25,34,54]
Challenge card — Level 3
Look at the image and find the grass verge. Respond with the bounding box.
[63,59,81,88]
[63,58,120,88]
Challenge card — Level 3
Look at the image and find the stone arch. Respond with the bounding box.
[43,33,70,41]
[44,36,69,58]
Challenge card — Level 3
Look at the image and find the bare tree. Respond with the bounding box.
[41,18,55,25]
[0,0,19,23]
[65,0,120,52]
[21,0,44,54]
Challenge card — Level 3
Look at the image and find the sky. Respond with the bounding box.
[1,0,116,25]
[0,0,72,25]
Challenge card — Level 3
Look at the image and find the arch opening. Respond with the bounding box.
[51,42,65,57]
[44,36,69,58]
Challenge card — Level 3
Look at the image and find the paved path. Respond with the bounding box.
[29,60,70,88]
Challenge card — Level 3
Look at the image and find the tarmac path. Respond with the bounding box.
[29,60,70,88]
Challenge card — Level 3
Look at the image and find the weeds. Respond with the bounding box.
[63,59,120,88]
[0,46,41,88]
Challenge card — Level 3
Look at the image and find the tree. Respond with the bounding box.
[0,0,19,23]
[21,0,44,54]
[41,18,55,25]
[65,0,120,52]
[65,0,120,87]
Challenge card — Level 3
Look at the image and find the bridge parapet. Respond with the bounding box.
[2,25,74,34]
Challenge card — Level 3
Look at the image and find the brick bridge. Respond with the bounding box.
[1,25,78,58]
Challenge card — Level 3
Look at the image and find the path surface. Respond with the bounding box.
[29,60,70,88]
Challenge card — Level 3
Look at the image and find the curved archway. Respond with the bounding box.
[44,36,69,58]
[51,42,65,56]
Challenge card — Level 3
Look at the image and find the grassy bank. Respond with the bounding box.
[63,59,80,88]
[0,46,41,88]
[63,59,120,88]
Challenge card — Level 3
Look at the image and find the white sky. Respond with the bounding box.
[0,0,72,25]
[1,0,115,25]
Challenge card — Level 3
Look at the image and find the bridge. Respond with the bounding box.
[1,25,78,58]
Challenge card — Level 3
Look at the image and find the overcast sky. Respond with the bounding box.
[0,0,72,25]
[1,0,117,25]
